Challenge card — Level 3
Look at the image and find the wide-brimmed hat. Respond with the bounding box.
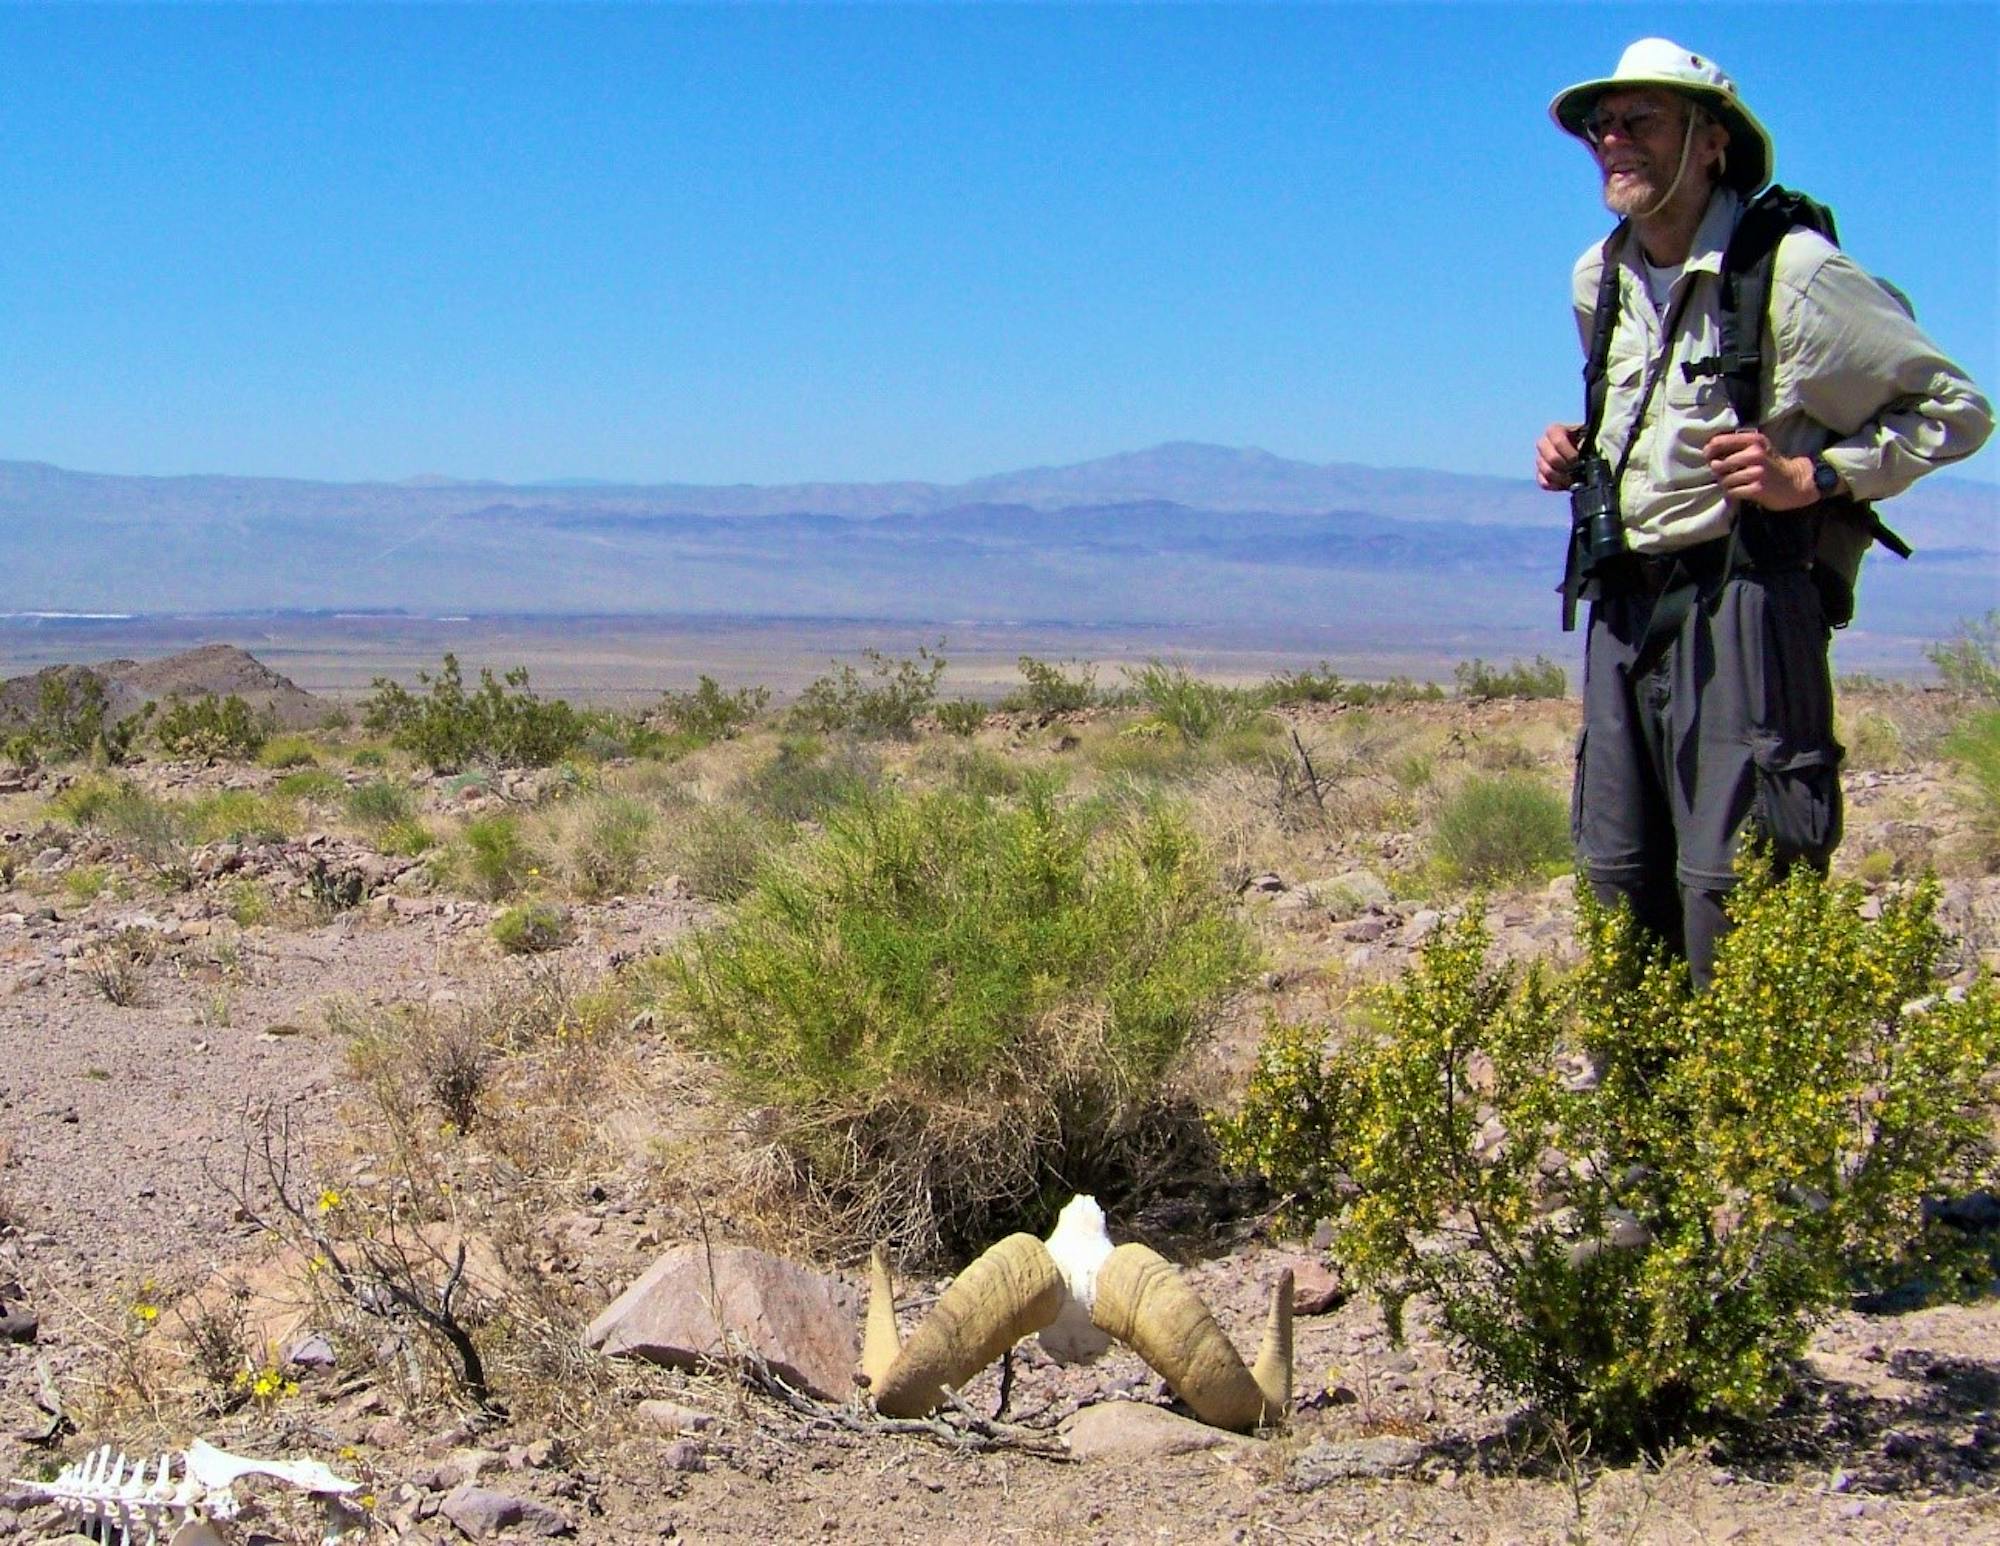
[1550,37,1771,194]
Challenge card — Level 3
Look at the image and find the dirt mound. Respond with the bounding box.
[0,643,329,731]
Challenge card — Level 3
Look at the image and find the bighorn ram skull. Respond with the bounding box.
[862,1196,1293,1433]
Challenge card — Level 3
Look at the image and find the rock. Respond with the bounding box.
[636,1400,715,1435]
[1244,873,1286,894]
[285,1331,337,1369]
[660,1439,707,1473]
[1289,1260,1348,1317]
[1402,909,1443,944]
[1320,870,1392,919]
[585,1243,861,1400]
[1342,916,1387,943]
[1064,1402,1257,1461]
[439,1484,572,1538]
[1288,1435,1427,1488]
[0,1308,37,1343]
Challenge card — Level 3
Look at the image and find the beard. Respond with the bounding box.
[1602,165,1669,217]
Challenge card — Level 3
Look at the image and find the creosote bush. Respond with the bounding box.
[656,675,770,742]
[665,781,1257,1261]
[493,901,572,955]
[789,647,945,738]
[1216,857,2000,1445]
[1926,610,2000,698]
[154,693,273,761]
[1003,655,1099,714]
[364,653,585,772]
[1454,656,1569,701]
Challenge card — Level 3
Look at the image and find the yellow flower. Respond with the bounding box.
[316,1188,344,1214]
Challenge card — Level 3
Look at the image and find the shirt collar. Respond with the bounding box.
[1618,186,1742,278]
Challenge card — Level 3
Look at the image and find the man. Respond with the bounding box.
[1534,38,1991,987]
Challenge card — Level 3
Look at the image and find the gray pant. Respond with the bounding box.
[1573,566,1843,987]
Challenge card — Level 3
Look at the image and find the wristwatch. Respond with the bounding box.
[1809,454,1842,501]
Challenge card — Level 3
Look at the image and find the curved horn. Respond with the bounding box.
[1089,1243,1292,1432]
[862,1234,1066,1418]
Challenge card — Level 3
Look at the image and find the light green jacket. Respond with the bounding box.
[1570,187,1992,554]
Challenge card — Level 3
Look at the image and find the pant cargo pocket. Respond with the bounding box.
[1749,739,1843,868]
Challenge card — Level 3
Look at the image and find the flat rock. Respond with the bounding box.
[1289,1259,1348,1317]
[1288,1435,1427,1488]
[585,1243,860,1400]
[1064,1401,1258,1461]
[636,1400,716,1435]
[440,1484,572,1539]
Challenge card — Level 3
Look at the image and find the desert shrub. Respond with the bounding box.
[378,818,435,857]
[657,805,783,902]
[934,698,986,737]
[154,693,273,761]
[184,789,296,844]
[48,774,127,827]
[1216,861,2000,1445]
[1125,661,1262,744]
[918,743,1028,799]
[1944,710,2000,869]
[227,879,273,927]
[62,865,111,905]
[666,782,1257,1260]
[1927,611,2000,698]
[1428,773,1570,888]
[256,734,319,770]
[531,794,656,900]
[1257,664,1446,708]
[734,736,877,823]
[346,778,417,830]
[493,901,573,955]
[274,768,344,802]
[22,671,151,764]
[437,813,533,901]
[1454,655,1569,701]
[1003,655,1098,714]
[789,647,945,738]
[349,746,389,769]
[657,676,771,741]
[363,653,585,772]
[95,786,194,887]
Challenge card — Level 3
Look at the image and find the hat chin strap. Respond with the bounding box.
[1632,109,1701,221]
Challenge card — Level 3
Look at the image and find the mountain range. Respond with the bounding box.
[3,443,1991,639]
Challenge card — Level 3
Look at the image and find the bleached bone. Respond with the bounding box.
[862,1193,1294,1433]
[12,1439,357,1546]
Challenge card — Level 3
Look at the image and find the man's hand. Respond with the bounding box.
[1536,422,1585,491]
[1703,430,1819,510]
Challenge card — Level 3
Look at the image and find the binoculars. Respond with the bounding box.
[1569,452,1625,573]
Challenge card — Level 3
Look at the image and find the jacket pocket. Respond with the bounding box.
[1748,739,1843,867]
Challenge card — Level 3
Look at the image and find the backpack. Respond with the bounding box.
[1582,185,1912,629]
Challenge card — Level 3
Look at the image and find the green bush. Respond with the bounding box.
[734,737,877,823]
[657,676,771,741]
[1454,655,1569,701]
[1927,611,2000,698]
[934,698,986,737]
[1002,656,1098,714]
[256,734,320,770]
[493,901,572,955]
[667,782,1257,1260]
[789,647,945,738]
[154,693,273,761]
[1944,709,2000,869]
[275,769,344,802]
[185,789,296,844]
[345,778,417,830]
[1216,860,2000,1445]
[438,813,533,900]
[662,804,782,902]
[1258,664,1445,708]
[1125,661,1262,744]
[1428,773,1571,888]
[363,653,585,772]
[19,672,150,764]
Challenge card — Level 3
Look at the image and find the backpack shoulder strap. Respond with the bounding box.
[1579,221,1630,454]
[1686,186,1838,426]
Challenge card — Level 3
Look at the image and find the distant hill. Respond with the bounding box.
[1,444,1990,637]
[0,644,327,732]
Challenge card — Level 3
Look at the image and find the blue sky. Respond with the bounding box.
[3,2,1994,487]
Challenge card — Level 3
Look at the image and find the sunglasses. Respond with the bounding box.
[1581,105,1684,147]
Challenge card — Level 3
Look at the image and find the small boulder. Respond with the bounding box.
[1289,1260,1348,1317]
[1064,1401,1257,1461]
[440,1484,572,1539]
[585,1243,860,1400]
[1288,1435,1427,1488]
